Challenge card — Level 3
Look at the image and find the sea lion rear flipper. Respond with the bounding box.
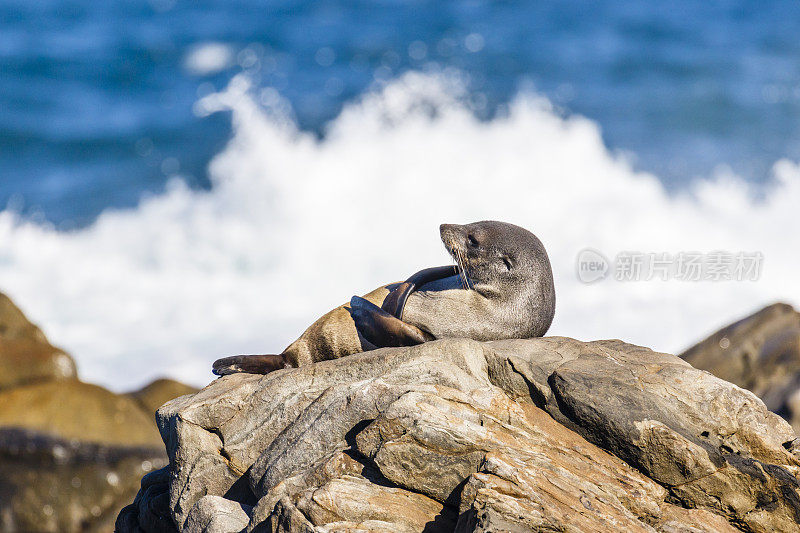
[381,265,459,318]
[349,295,434,348]
[212,354,287,376]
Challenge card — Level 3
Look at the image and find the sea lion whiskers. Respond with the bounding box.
[460,250,473,289]
[456,249,467,289]
[449,248,463,289]
[453,248,472,290]
[456,255,465,289]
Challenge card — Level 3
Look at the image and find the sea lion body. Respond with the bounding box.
[213,221,555,375]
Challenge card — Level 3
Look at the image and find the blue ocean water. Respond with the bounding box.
[2,0,800,228]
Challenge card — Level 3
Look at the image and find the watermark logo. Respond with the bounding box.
[575,250,763,283]
[576,248,610,283]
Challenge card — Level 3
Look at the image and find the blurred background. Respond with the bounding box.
[1,0,799,391]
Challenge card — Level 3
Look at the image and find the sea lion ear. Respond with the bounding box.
[501,256,513,270]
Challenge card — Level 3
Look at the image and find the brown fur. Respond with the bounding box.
[281,285,391,367]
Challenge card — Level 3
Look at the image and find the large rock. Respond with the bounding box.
[0,379,164,447]
[0,291,199,532]
[499,338,800,531]
[0,379,168,532]
[681,303,800,432]
[0,375,202,532]
[0,291,77,389]
[119,337,800,532]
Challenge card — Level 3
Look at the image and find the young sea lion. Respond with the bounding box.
[212,221,555,376]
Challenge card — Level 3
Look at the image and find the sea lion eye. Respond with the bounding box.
[502,257,513,270]
[467,234,478,247]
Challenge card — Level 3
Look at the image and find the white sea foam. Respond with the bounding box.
[183,42,234,76]
[1,71,798,391]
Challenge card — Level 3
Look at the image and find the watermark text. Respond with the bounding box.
[576,249,762,283]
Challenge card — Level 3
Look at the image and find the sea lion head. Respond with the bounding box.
[439,221,555,309]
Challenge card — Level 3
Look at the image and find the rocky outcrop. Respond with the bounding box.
[682,303,800,432]
[119,337,800,533]
[0,291,194,532]
[0,292,76,389]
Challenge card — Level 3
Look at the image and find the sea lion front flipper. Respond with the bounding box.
[381,281,414,319]
[381,265,460,319]
[212,354,287,376]
[349,295,434,348]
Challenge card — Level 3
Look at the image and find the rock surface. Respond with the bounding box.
[0,291,196,532]
[0,291,77,389]
[682,303,800,433]
[185,496,252,533]
[119,336,800,533]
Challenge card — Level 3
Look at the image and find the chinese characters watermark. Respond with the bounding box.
[576,249,763,283]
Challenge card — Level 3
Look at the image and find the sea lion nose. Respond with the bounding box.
[439,223,460,237]
[439,224,459,244]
